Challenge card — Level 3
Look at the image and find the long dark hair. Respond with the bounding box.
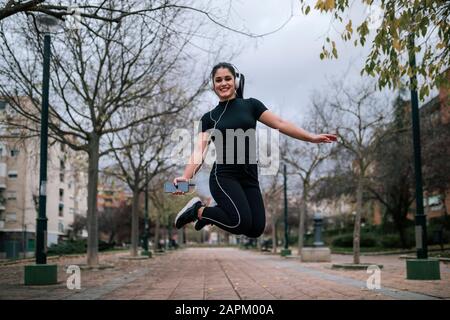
[211,62,245,99]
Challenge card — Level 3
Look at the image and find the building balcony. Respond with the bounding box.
[0,175,6,189]
[0,220,4,229]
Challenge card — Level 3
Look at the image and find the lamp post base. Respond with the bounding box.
[24,264,58,285]
[301,247,331,262]
[141,250,152,258]
[406,258,440,280]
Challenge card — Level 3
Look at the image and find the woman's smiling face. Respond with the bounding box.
[213,67,236,101]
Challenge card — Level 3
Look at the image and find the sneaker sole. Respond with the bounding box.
[174,197,201,228]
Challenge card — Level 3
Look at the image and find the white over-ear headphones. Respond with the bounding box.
[233,64,241,90]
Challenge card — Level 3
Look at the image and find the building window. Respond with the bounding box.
[58,222,64,233]
[426,195,443,211]
[60,172,64,183]
[6,212,16,221]
[58,203,64,217]
[69,208,75,215]
[8,171,18,179]
[59,188,64,202]
[0,100,6,111]
[6,191,16,201]
[10,149,20,157]
[60,159,65,170]
[60,143,65,152]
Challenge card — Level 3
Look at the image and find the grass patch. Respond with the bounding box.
[331,246,406,253]
[429,250,450,259]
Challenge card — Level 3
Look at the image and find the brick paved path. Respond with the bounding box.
[0,247,448,300]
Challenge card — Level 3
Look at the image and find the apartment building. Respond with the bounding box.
[97,169,133,214]
[0,99,88,259]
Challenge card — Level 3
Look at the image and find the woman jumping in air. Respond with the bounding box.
[173,62,337,237]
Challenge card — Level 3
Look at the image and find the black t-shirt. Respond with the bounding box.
[199,97,268,164]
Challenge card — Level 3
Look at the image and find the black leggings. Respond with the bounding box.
[201,163,266,238]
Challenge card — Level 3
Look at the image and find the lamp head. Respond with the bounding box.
[34,14,61,34]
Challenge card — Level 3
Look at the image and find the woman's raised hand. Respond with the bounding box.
[310,133,338,144]
[172,176,189,195]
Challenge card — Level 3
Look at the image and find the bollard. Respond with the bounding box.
[313,212,324,247]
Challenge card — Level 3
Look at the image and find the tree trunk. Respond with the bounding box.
[167,223,172,248]
[298,189,307,256]
[108,231,115,244]
[178,228,184,246]
[154,211,160,251]
[398,224,407,249]
[353,177,363,264]
[87,134,100,267]
[130,187,140,256]
[271,215,277,253]
[163,225,167,249]
[441,188,448,218]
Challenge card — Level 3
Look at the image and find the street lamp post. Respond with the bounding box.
[24,14,61,285]
[281,164,291,256]
[405,32,440,280]
[35,32,51,265]
[141,167,151,257]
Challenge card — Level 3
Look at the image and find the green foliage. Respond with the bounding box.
[429,216,450,229]
[380,234,414,248]
[427,223,450,246]
[331,233,378,247]
[329,224,450,249]
[299,0,450,99]
[47,239,115,256]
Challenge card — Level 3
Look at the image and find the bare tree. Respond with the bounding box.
[0,0,294,39]
[148,172,196,250]
[421,99,450,218]
[106,113,181,256]
[366,92,415,248]
[261,171,283,253]
[0,0,196,22]
[70,213,87,240]
[315,80,390,264]
[0,4,208,266]
[284,131,334,255]
[369,88,450,247]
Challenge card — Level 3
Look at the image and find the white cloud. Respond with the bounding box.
[199,0,378,122]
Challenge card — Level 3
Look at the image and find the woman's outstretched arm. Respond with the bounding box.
[258,110,337,143]
[172,132,210,194]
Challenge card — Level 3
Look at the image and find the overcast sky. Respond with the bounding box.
[193,0,379,196]
[196,0,377,122]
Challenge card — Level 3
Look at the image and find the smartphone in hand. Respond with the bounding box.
[164,181,190,193]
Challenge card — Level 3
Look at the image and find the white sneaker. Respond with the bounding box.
[174,197,202,229]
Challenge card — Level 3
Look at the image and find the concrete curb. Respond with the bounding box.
[0,249,128,266]
[399,255,450,263]
[331,263,384,270]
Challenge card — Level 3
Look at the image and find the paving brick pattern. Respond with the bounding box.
[0,247,448,300]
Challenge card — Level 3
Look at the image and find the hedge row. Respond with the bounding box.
[47,240,115,256]
[331,228,449,249]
